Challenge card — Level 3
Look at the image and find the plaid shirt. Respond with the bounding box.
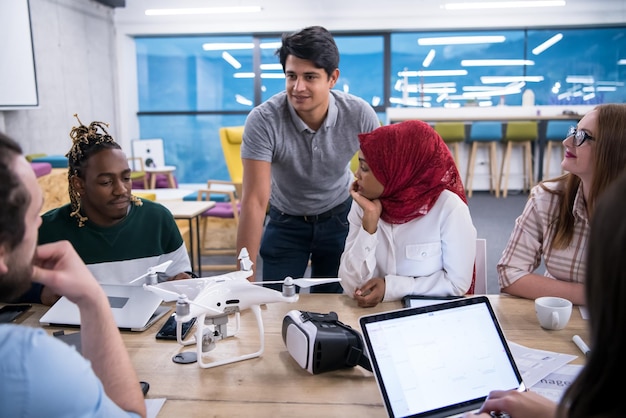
[498,182,589,288]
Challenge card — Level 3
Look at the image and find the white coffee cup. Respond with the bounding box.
[535,296,572,330]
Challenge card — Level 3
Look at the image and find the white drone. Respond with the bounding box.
[143,248,341,369]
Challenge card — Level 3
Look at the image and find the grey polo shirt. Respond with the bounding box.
[241,90,379,216]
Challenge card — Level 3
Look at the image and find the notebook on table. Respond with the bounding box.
[40,284,169,332]
[359,296,525,418]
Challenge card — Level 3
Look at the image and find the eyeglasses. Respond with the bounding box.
[566,126,594,147]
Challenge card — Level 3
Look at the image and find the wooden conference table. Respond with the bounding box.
[21,294,587,418]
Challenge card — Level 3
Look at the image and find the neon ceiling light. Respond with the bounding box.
[422,49,436,67]
[398,69,468,77]
[146,7,262,16]
[461,59,535,66]
[566,76,594,84]
[234,73,285,79]
[442,1,566,10]
[222,52,241,69]
[481,76,544,83]
[418,36,505,45]
[532,33,563,55]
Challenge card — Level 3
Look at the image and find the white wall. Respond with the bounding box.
[1,0,118,156]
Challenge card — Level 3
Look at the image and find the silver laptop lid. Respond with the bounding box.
[40,284,164,331]
[359,296,525,418]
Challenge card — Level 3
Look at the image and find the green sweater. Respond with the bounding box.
[38,199,191,284]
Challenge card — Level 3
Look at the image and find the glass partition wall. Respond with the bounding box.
[135,27,625,183]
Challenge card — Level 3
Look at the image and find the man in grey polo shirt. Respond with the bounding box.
[237,26,379,292]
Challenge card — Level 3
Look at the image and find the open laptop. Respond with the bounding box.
[40,284,169,332]
[359,296,525,418]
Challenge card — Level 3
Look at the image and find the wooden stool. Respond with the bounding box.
[544,120,572,178]
[466,122,502,198]
[500,121,538,198]
[146,166,177,189]
[434,122,466,171]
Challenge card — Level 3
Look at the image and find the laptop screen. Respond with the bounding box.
[359,296,524,418]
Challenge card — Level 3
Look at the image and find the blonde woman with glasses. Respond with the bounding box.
[497,103,626,306]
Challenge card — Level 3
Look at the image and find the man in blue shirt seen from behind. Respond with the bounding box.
[0,132,146,418]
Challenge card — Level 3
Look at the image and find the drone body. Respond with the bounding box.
[143,249,341,368]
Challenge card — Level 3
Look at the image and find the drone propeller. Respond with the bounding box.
[143,283,181,301]
[129,260,174,284]
[253,277,342,289]
[143,282,223,316]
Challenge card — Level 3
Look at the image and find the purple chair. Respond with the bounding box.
[30,162,53,178]
[197,181,241,271]
[132,173,178,189]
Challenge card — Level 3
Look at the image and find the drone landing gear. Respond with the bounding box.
[195,305,266,369]
[172,351,197,364]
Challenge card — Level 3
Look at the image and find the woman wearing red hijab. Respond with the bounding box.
[339,120,476,307]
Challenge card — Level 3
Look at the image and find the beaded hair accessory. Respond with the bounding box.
[67,114,142,227]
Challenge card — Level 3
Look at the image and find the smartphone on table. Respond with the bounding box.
[0,304,31,323]
[156,313,196,340]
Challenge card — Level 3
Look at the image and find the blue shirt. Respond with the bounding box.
[0,324,139,418]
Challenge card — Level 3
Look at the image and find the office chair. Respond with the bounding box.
[434,122,466,171]
[466,122,502,198]
[219,126,244,191]
[500,121,538,198]
[128,157,149,189]
[197,180,241,271]
[544,120,574,178]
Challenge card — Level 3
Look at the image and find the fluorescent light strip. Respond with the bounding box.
[583,86,617,92]
[422,49,436,68]
[462,59,535,66]
[403,85,457,94]
[596,81,624,86]
[260,63,283,70]
[532,33,563,55]
[481,76,544,83]
[398,69,468,77]
[146,6,262,16]
[442,1,566,10]
[418,35,505,45]
[235,94,253,106]
[566,76,594,84]
[463,86,508,91]
[233,72,285,79]
[618,59,626,65]
[221,52,241,69]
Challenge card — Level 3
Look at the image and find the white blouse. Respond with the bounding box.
[339,190,477,301]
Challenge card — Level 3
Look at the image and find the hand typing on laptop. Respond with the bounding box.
[464,389,554,418]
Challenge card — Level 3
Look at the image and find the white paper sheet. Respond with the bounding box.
[528,364,583,402]
[508,341,578,387]
[146,398,166,418]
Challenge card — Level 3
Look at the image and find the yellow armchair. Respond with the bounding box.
[219,126,244,186]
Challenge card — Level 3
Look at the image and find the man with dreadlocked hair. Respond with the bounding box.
[17,115,192,305]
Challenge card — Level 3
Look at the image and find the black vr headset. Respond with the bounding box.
[282,310,372,374]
